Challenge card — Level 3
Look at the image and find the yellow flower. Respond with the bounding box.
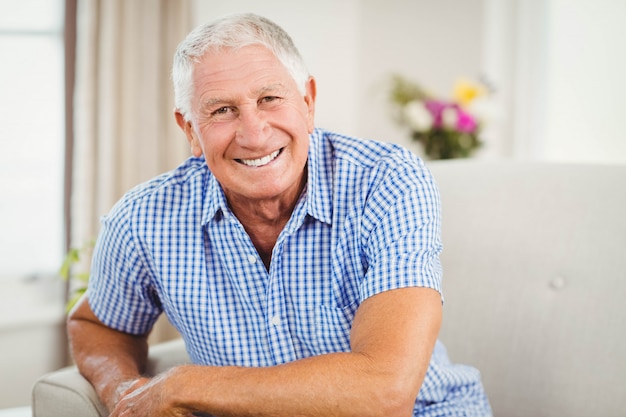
[453,78,486,107]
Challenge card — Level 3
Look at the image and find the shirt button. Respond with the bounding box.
[270,315,281,326]
[247,254,257,264]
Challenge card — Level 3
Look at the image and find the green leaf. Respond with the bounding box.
[59,248,81,280]
[389,74,429,106]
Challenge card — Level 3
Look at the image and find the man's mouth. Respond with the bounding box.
[237,148,282,167]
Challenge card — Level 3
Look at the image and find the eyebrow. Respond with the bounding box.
[202,97,230,109]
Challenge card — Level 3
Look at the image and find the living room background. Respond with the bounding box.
[0,0,625,411]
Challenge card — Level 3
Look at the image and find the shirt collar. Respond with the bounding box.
[201,168,230,225]
[305,128,333,225]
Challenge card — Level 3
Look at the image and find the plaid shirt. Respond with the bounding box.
[88,128,491,416]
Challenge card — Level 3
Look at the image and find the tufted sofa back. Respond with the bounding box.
[431,160,626,417]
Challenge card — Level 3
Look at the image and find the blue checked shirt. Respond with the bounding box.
[88,128,491,416]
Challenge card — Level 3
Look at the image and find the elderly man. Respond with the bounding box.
[68,13,491,417]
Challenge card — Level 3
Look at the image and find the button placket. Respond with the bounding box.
[264,242,296,364]
[210,220,269,309]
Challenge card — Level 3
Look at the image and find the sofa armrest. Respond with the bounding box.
[32,338,188,417]
[32,366,107,417]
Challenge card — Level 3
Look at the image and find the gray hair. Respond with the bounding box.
[172,13,310,121]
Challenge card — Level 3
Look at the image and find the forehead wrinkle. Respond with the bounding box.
[254,82,287,96]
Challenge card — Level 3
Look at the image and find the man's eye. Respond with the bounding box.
[213,106,231,115]
[209,106,238,120]
[260,96,280,104]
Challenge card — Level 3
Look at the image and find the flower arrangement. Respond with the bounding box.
[389,74,489,159]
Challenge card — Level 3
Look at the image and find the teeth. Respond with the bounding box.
[240,150,280,167]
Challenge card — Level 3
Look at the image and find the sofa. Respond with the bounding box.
[32,160,626,417]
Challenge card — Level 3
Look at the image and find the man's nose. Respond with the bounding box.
[236,107,271,147]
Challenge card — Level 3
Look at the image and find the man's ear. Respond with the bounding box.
[304,77,317,133]
[175,110,203,157]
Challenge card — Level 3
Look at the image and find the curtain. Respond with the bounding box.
[71,0,192,342]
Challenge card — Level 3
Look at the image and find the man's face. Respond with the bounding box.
[177,45,316,206]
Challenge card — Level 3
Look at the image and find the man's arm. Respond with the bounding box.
[67,296,151,412]
[109,286,442,417]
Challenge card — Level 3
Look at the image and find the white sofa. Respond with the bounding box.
[32,161,626,417]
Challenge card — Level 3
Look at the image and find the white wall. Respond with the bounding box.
[0,279,66,408]
[486,0,626,164]
[542,0,626,163]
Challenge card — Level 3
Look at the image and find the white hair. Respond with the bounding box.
[172,13,310,121]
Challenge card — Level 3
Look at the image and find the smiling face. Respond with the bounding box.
[175,44,316,212]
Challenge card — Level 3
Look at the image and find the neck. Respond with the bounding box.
[225,173,307,269]
[226,176,306,228]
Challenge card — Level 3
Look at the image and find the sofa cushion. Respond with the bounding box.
[430,161,626,417]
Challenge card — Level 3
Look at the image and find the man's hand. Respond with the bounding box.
[111,371,182,417]
[111,377,153,415]
[112,368,219,417]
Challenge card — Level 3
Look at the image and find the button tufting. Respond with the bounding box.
[549,276,566,290]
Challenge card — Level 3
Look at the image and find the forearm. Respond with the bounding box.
[67,297,150,411]
[108,288,440,417]
[144,351,418,417]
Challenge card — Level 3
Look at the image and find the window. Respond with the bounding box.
[0,0,65,280]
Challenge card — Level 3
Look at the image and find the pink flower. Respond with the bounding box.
[455,106,478,133]
[424,100,447,129]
